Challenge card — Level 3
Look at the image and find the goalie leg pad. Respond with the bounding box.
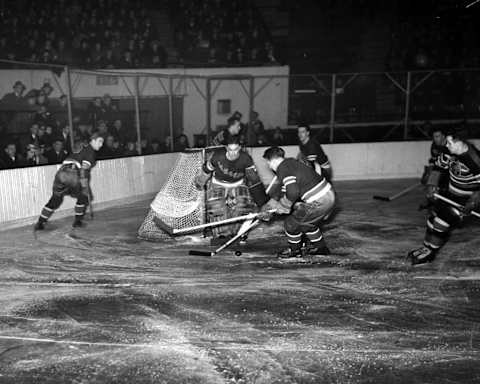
[226,185,256,236]
[206,184,229,238]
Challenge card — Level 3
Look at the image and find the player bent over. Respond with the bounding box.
[408,132,480,265]
[195,135,268,244]
[34,132,104,231]
[260,146,335,258]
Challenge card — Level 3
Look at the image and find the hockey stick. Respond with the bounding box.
[154,210,274,236]
[189,218,260,256]
[87,188,94,219]
[373,182,421,202]
[433,193,480,219]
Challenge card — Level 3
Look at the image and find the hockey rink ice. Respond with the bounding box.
[0,179,479,383]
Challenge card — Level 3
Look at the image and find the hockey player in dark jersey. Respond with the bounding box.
[419,126,450,210]
[261,146,336,258]
[195,135,268,243]
[211,114,246,147]
[408,132,480,265]
[297,124,332,182]
[33,132,104,231]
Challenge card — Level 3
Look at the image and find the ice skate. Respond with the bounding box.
[407,246,437,265]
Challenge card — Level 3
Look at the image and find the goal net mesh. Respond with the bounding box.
[137,151,205,241]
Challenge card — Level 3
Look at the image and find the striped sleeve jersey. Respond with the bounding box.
[276,158,332,203]
[63,145,97,171]
[446,144,480,198]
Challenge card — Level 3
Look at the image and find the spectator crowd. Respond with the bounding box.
[170,0,278,66]
[0,0,167,69]
[0,80,178,170]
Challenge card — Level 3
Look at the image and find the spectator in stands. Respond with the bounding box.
[2,81,27,106]
[21,123,40,150]
[75,124,91,143]
[110,119,129,146]
[174,134,190,152]
[140,138,152,154]
[97,134,116,159]
[123,141,138,156]
[60,124,72,154]
[150,138,167,154]
[271,126,286,145]
[1,143,24,169]
[24,144,48,166]
[44,139,68,164]
[101,94,118,123]
[112,140,123,157]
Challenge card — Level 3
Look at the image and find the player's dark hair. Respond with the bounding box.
[429,125,446,136]
[225,134,241,146]
[297,123,311,132]
[227,115,241,126]
[90,131,102,141]
[263,146,285,160]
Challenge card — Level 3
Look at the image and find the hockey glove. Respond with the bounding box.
[194,171,210,190]
[426,185,439,200]
[258,198,282,221]
[463,191,480,215]
[279,196,293,211]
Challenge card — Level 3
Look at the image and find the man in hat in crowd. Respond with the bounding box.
[1,80,27,106]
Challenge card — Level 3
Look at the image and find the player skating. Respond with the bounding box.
[33,132,104,232]
[260,146,336,258]
[408,131,480,265]
[297,124,332,182]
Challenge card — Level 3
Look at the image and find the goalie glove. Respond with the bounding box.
[463,191,480,215]
[194,170,211,190]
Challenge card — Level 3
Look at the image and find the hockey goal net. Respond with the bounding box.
[138,150,205,241]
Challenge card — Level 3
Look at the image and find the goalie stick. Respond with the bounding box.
[154,210,274,236]
[189,218,260,256]
[433,193,480,219]
[373,182,421,202]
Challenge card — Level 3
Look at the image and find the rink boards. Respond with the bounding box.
[1,140,478,229]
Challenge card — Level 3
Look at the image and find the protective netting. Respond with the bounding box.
[138,151,205,241]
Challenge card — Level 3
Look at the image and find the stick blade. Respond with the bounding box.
[189,250,213,257]
[373,195,390,201]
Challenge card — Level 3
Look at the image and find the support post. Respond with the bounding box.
[248,77,255,146]
[134,75,142,154]
[404,71,412,140]
[206,78,211,144]
[64,65,75,152]
[168,77,174,152]
[329,74,336,143]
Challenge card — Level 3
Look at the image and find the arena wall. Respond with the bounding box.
[4,139,478,230]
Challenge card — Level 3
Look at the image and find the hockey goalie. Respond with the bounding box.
[137,136,268,243]
[194,135,268,245]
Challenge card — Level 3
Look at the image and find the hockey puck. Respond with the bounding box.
[235,251,242,256]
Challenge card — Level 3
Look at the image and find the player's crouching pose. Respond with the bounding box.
[195,135,268,244]
[260,146,336,258]
[408,132,480,265]
[34,132,104,231]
